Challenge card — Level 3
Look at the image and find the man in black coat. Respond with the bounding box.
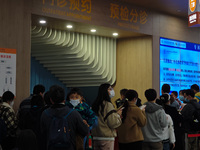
[181,89,200,150]
[40,85,89,150]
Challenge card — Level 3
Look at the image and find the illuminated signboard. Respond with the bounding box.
[160,37,200,93]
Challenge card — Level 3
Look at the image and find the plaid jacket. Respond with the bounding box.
[0,102,17,136]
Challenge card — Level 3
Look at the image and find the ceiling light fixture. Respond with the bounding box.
[91,29,96,32]
[66,25,73,29]
[113,33,118,36]
[39,20,46,24]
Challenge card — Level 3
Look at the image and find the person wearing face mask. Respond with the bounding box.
[91,83,122,150]
[117,90,146,150]
[181,89,200,150]
[66,87,96,150]
[0,91,17,150]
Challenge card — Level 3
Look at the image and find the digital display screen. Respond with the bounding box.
[160,37,200,94]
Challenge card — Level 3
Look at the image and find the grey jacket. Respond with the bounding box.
[142,102,167,142]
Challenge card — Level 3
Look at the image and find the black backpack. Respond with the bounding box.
[45,109,74,149]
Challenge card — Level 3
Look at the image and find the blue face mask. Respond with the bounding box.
[179,96,184,101]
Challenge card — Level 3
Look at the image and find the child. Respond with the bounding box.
[66,88,96,150]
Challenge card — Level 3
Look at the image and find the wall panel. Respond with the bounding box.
[0,0,31,110]
[113,36,152,104]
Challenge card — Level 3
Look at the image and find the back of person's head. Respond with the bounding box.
[162,84,170,93]
[17,129,38,150]
[122,89,138,123]
[44,91,52,105]
[2,91,14,102]
[171,91,178,97]
[49,85,65,104]
[191,84,199,92]
[120,89,128,96]
[160,93,170,104]
[66,87,83,101]
[33,84,45,95]
[145,89,157,101]
[92,83,111,115]
[125,90,138,101]
[31,95,44,107]
[185,89,195,98]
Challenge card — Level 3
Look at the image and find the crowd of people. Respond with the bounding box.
[0,83,200,150]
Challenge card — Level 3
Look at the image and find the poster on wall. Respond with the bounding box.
[0,48,16,96]
[160,37,200,94]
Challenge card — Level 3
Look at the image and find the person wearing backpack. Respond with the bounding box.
[181,89,200,150]
[40,85,89,150]
[0,91,18,150]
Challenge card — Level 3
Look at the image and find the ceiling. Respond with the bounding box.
[32,0,189,39]
[123,0,188,18]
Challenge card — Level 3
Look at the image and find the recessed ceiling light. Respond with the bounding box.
[113,33,118,36]
[66,25,73,29]
[39,20,46,24]
[91,29,96,32]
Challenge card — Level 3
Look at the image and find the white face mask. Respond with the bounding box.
[70,99,80,107]
[109,90,115,98]
[10,101,14,108]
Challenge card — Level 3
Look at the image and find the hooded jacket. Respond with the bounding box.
[141,101,167,142]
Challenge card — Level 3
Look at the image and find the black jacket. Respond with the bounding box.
[40,104,89,150]
[181,99,200,133]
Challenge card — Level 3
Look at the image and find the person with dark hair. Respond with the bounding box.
[191,84,200,103]
[115,88,128,108]
[18,84,45,120]
[18,94,44,150]
[156,84,171,105]
[181,89,200,150]
[162,84,171,94]
[170,94,180,110]
[159,94,183,150]
[171,91,181,108]
[142,89,167,150]
[91,83,122,150]
[0,91,17,150]
[117,90,146,150]
[66,87,96,149]
[40,85,89,150]
[43,91,52,110]
[15,129,38,150]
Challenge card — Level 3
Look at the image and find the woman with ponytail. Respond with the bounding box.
[117,89,146,150]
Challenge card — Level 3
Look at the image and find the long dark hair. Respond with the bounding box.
[122,90,138,123]
[92,83,111,116]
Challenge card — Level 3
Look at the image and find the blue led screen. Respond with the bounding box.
[160,37,200,94]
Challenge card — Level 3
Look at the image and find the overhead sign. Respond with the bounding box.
[188,0,200,27]
[32,0,153,35]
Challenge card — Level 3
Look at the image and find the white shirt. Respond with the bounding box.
[162,114,176,143]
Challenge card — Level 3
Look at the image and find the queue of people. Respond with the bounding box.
[0,83,200,150]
